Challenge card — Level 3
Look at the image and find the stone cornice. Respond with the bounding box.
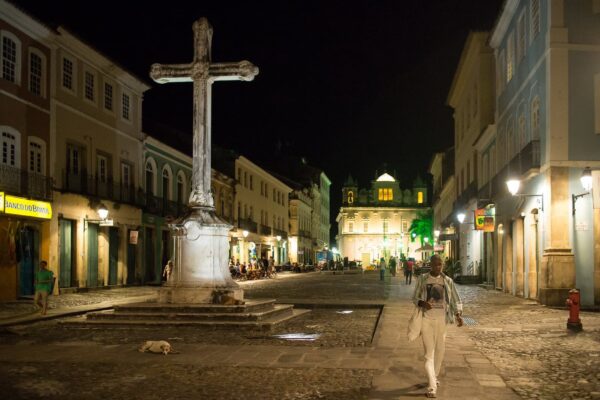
[490,0,520,48]
[0,0,55,45]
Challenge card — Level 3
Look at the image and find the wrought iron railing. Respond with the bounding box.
[0,165,53,200]
[237,218,257,233]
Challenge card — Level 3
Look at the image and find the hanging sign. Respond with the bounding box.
[474,207,495,232]
[2,194,52,219]
[129,230,139,244]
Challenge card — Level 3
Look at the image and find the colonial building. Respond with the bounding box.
[0,2,53,300]
[487,0,600,306]
[49,26,150,291]
[141,134,191,284]
[447,31,496,280]
[336,172,430,265]
[429,148,457,262]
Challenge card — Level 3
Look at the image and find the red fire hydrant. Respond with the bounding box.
[565,289,583,332]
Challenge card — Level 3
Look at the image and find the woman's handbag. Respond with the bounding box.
[407,304,423,341]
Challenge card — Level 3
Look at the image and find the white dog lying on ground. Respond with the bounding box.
[138,340,179,355]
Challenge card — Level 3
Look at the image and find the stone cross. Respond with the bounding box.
[150,18,258,208]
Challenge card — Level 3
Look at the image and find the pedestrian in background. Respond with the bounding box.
[389,256,397,277]
[33,260,54,315]
[406,259,414,285]
[411,254,463,398]
[379,257,386,281]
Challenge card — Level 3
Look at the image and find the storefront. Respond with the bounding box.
[0,192,52,300]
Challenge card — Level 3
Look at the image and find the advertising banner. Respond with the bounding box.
[2,195,52,219]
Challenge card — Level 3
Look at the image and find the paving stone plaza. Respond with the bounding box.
[0,272,599,399]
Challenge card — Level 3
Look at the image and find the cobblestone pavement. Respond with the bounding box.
[0,272,598,399]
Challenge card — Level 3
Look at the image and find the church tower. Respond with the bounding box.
[413,175,428,206]
[342,175,358,206]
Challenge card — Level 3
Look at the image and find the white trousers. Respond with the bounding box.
[421,316,447,392]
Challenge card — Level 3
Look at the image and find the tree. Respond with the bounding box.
[409,209,433,247]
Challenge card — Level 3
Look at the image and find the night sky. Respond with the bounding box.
[13,0,503,240]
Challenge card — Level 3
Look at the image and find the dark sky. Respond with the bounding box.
[14,0,503,240]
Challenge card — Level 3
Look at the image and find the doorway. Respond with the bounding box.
[87,223,99,287]
[59,219,75,288]
[108,227,119,286]
[18,227,38,296]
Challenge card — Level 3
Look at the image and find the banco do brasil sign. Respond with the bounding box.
[0,192,52,219]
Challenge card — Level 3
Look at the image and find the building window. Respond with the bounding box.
[237,167,241,181]
[417,191,424,204]
[348,222,353,233]
[531,0,540,39]
[517,11,526,63]
[497,50,506,94]
[97,154,108,183]
[273,188,276,201]
[507,125,515,159]
[402,220,408,233]
[348,191,354,204]
[363,222,368,233]
[177,173,185,203]
[62,56,74,91]
[260,181,264,196]
[1,130,18,167]
[518,113,526,149]
[66,144,82,175]
[28,138,44,174]
[84,70,95,102]
[531,97,540,139]
[162,167,172,200]
[249,175,253,190]
[378,188,393,201]
[145,159,156,195]
[264,183,268,197]
[121,162,131,187]
[104,83,113,111]
[122,93,131,120]
[29,50,44,96]
[383,220,388,233]
[507,32,515,82]
[260,210,264,225]
[1,32,20,84]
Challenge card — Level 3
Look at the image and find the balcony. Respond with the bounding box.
[237,218,257,234]
[0,165,52,201]
[489,140,541,199]
[299,229,312,238]
[272,227,288,240]
[454,181,477,210]
[259,224,272,236]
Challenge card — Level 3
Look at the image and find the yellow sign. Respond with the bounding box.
[3,195,52,219]
[0,192,4,212]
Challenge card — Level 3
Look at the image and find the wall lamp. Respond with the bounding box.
[455,211,474,226]
[505,178,544,212]
[572,167,593,216]
[85,203,113,226]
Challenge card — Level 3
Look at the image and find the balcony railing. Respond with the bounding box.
[0,165,53,201]
[259,224,271,236]
[60,169,188,218]
[272,227,288,240]
[454,181,477,210]
[237,218,257,233]
[299,229,312,238]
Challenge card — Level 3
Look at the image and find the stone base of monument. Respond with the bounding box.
[157,287,244,304]
[66,299,310,330]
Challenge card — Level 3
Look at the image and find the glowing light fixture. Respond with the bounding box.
[97,204,109,220]
[276,235,282,241]
[434,230,440,238]
[242,230,249,238]
[573,167,593,215]
[456,212,466,224]
[506,179,521,196]
[424,237,429,243]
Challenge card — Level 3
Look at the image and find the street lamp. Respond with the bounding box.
[84,203,112,228]
[572,167,593,215]
[456,212,466,224]
[505,178,544,211]
[434,230,440,238]
[242,230,249,238]
[97,204,109,220]
[424,237,429,244]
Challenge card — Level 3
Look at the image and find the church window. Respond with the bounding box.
[348,191,354,204]
[378,188,393,201]
[418,192,424,204]
[531,97,540,139]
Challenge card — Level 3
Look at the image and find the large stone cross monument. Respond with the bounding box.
[150,18,258,303]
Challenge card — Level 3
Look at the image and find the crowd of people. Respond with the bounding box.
[376,256,433,284]
[229,257,277,280]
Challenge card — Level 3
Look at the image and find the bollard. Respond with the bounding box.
[565,288,583,332]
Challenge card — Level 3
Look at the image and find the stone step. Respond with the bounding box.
[113,299,276,314]
[86,304,295,322]
[63,308,311,330]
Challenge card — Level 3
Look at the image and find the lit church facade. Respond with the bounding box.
[336,172,430,265]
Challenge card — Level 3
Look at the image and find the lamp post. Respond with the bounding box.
[276,235,282,264]
[85,203,112,227]
[241,230,249,264]
[572,167,593,215]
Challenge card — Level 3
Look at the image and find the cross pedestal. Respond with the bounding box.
[150,18,258,304]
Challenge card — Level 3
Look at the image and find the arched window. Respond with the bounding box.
[161,165,172,200]
[1,31,21,84]
[28,48,46,97]
[145,158,157,195]
[177,171,186,204]
[28,136,46,175]
[1,126,20,168]
[531,97,540,140]
[348,191,354,204]
[417,192,424,204]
